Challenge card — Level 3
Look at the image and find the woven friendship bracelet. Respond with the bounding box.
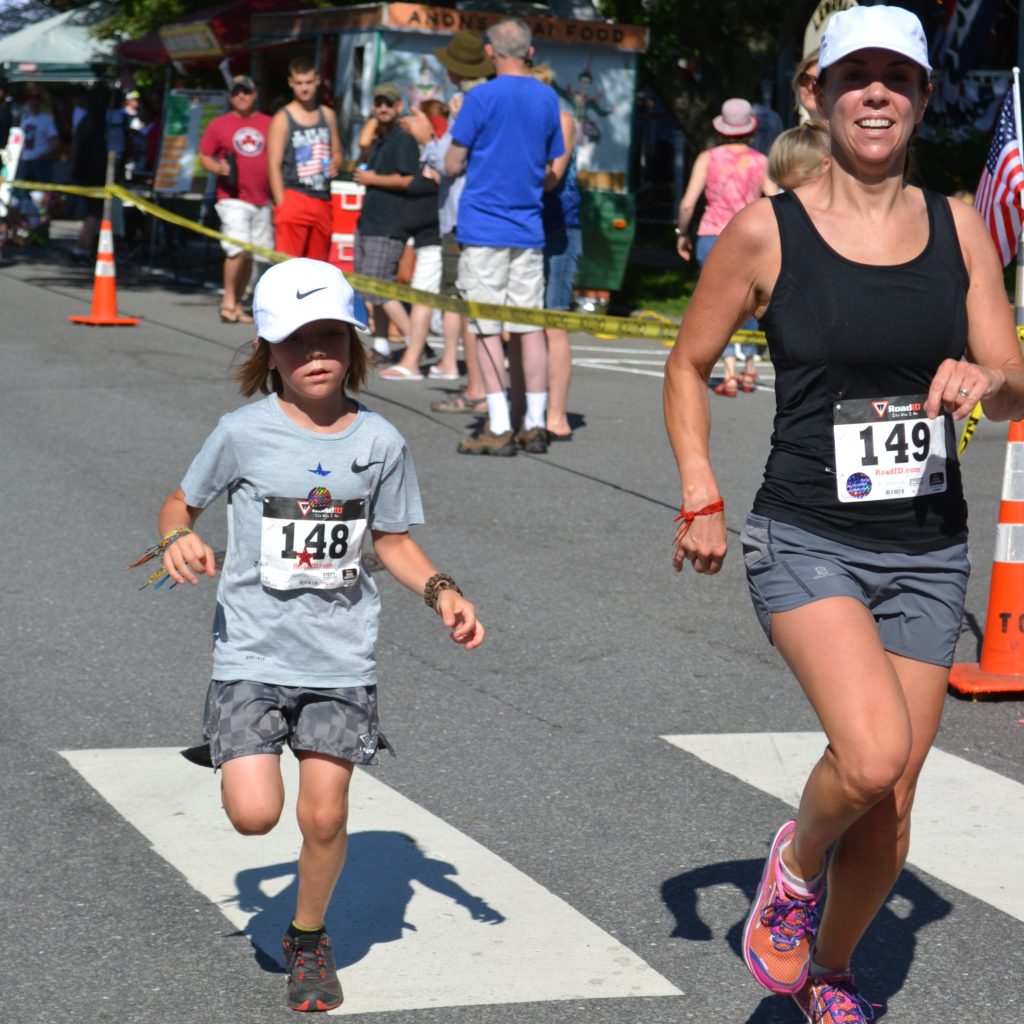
[674,498,725,524]
[423,572,463,609]
[159,526,193,550]
[125,527,194,589]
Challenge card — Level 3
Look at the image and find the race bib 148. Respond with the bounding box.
[260,491,367,590]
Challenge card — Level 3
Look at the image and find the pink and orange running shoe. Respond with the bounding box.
[742,820,823,994]
[792,970,878,1023]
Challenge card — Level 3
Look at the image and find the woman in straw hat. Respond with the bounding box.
[676,98,776,396]
[664,6,1024,1022]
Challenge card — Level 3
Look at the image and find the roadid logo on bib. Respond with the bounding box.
[833,394,948,504]
[259,488,367,590]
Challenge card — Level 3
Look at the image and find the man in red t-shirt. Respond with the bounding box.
[199,75,273,324]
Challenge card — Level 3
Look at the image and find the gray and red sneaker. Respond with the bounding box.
[281,929,344,1013]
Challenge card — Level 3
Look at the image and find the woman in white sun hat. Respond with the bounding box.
[665,6,1024,1022]
[676,97,776,396]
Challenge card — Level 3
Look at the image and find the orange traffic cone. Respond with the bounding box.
[949,419,1024,697]
[69,220,139,326]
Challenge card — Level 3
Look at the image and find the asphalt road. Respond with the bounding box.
[1,248,1020,1024]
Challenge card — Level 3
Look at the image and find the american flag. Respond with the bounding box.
[975,79,1024,267]
[295,139,331,185]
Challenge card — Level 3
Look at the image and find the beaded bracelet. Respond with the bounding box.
[423,572,462,609]
[674,498,724,523]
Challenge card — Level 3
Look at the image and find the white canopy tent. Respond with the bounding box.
[0,1,115,82]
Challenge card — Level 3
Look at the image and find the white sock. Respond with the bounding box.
[524,391,548,430]
[485,392,511,435]
[779,840,823,897]
[809,958,847,979]
[373,336,391,356]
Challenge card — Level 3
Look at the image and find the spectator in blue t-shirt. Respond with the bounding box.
[445,16,563,457]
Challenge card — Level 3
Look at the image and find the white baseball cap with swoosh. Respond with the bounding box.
[253,258,367,343]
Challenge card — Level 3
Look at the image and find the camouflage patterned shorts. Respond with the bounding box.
[202,679,393,768]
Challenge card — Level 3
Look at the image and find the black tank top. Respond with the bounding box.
[281,107,331,200]
[752,189,969,552]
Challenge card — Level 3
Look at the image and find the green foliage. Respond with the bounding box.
[597,0,816,147]
[911,131,990,198]
[49,0,342,43]
[616,261,695,318]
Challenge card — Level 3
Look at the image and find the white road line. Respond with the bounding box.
[571,344,669,356]
[662,733,1024,923]
[62,748,680,1015]
[572,359,666,379]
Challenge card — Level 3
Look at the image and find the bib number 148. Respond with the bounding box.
[280,521,349,560]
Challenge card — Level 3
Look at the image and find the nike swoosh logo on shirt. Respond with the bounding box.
[351,459,384,473]
[296,287,327,300]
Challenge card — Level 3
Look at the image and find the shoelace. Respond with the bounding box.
[289,936,328,979]
[760,893,820,951]
[816,977,879,1023]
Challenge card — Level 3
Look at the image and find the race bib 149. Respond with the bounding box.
[833,395,948,503]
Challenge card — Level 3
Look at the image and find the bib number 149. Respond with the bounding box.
[857,420,931,467]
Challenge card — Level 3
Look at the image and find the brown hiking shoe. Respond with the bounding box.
[456,427,517,456]
[515,427,549,454]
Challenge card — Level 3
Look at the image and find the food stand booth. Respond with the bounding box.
[248,2,648,304]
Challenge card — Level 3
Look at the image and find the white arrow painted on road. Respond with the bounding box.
[662,733,1024,923]
[62,748,680,1016]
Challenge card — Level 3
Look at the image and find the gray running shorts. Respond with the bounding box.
[741,513,970,667]
[202,679,393,768]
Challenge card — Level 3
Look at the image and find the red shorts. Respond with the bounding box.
[273,188,331,261]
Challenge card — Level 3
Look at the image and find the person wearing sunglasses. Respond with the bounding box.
[199,75,273,323]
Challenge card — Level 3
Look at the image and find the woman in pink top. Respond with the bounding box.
[676,99,775,396]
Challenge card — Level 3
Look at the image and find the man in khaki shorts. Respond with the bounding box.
[445,17,563,456]
[198,75,273,323]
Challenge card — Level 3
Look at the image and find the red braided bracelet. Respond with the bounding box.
[674,498,724,523]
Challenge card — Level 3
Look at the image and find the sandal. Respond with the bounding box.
[740,370,758,393]
[219,306,254,324]
[430,393,488,415]
[427,365,461,381]
[713,376,739,397]
[377,365,423,381]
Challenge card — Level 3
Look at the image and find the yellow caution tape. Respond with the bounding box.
[9,179,765,345]
[958,401,984,456]
[8,179,108,199]
[18,180,1024,353]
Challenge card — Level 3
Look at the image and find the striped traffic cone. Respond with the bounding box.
[69,219,139,326]
[949,419,1024,697]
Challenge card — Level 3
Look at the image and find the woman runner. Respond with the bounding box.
[663,7,1024,1022]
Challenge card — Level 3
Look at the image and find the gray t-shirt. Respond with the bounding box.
[181,394,424,688]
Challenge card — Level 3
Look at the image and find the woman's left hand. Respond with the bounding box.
[925,358,1006,421]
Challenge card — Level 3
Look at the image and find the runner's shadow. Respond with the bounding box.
[228,829,506,973]
[662,858,952,1021]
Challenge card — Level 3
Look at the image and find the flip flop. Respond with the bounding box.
[431,393,488,415]
[378,365,423,381]
[427,366,461,380]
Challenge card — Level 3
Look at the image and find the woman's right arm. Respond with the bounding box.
[664,199,777,574]
[676,150,710,259]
